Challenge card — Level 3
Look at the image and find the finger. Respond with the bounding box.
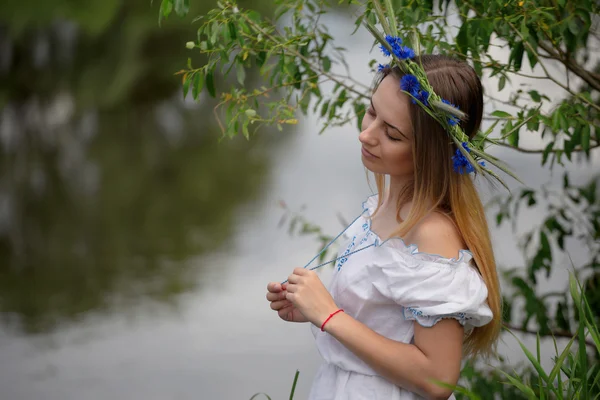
[267,282,282,293]
[278,305,294,321]
[286,283,298,293]
[270,299,291,311]
[287,274,302,284]
[293,267,309,276]
[285,292,295,302]
[266,291,287,301]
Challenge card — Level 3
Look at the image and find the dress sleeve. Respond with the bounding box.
[367,243,493,329]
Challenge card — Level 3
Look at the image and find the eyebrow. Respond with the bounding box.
[370,99,409,140]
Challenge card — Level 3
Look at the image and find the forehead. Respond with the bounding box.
[372,75,413,136]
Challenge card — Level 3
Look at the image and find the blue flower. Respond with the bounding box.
[379,35,415,60]
[377,63,388,72]
[380,44,392,57]
[442,99,460,126]
[400,74,420,95]
[395,45,415,60]
[379,35,400,56]
[415,90,430,106]
[379,35,401,57]
[385,35,403,47]
[452,142,475,174]
[452,142,485,174]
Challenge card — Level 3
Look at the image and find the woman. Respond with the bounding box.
[266,55,501,400]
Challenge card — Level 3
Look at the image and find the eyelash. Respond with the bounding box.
[367,108,401,141]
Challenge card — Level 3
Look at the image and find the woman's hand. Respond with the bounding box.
[266,282,309,323]
[285,267,339,328]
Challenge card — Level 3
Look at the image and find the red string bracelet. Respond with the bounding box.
[320,309,344,332]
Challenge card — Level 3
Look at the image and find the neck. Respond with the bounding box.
[385,174,413,207]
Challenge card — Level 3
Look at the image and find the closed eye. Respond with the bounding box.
[369,100,409,140]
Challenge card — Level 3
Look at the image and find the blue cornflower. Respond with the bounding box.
[452,142,474,174]
[377,63,388,72]
[380,45,392,57]
[415,90,430,106]
[442,99,460,126]
[452,142,484,174]
[379,35,402,57]
[400,74,420,95]
[395,45,415,60]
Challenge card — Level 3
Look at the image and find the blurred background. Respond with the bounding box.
[0,1,598,400]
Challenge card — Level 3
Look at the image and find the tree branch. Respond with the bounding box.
[503,323,596,348]
[241,13,369,101]
[492,140,600,154]
[537,40,600,93]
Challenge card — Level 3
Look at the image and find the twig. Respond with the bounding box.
[506,21,600,113]
[537,40,600,92]
[241,13,369,100]
[492,140,600,154]
[503,323,596,348]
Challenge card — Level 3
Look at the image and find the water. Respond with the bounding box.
[1,4,599,400]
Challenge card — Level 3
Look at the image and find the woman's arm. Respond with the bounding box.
[286,267,463,400]
[323,311,463,400]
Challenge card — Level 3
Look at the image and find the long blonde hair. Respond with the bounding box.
[372,55,501,358]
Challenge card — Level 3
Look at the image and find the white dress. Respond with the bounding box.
[308,195,493,400]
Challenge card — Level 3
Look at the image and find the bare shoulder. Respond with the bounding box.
[408,212,466,260]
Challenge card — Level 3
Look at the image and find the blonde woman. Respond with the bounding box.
[266,54,501,400]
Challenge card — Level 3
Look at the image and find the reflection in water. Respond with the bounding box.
[0,0,280,334]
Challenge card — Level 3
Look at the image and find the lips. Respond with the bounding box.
[361,147,378,158]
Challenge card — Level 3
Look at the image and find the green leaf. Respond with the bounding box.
[173,0,189,17]
[289,370,300,400]
[506,330,554,394]
[520,19,529,41]
[559,112,569,133]
[509,41,525,71]
[183,74,191,99]
[242,119,250,139]
[206,70,216,97]
[192,72,204,100]
[322,57,332,73]
[529,90,542,102]
[228,21,237,41]
[498,370,538,398]
[236,63,246,85]
[549,335,576,383]
[508,126,520,147]
[581,124,591,155]
[498,75,506,91]
[568,18,580,35]
[158,0,173,26]
[491,110,512,118]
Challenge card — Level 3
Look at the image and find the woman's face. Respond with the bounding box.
[359,75,414,178]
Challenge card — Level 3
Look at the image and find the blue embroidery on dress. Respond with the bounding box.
[405,307,472,327]
[358,231,371,246]
[337,235,357,270]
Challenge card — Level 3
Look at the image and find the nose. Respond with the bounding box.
[359,119,379,147]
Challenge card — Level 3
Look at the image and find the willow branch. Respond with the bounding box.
[507,21,600,113]
[492,140,600,154]
[537,40,600,92]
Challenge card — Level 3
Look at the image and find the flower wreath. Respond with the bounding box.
[364,2,520,189]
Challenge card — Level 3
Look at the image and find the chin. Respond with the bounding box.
[361,158,383,174]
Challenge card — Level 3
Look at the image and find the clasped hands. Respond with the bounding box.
[266,267,338,327]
